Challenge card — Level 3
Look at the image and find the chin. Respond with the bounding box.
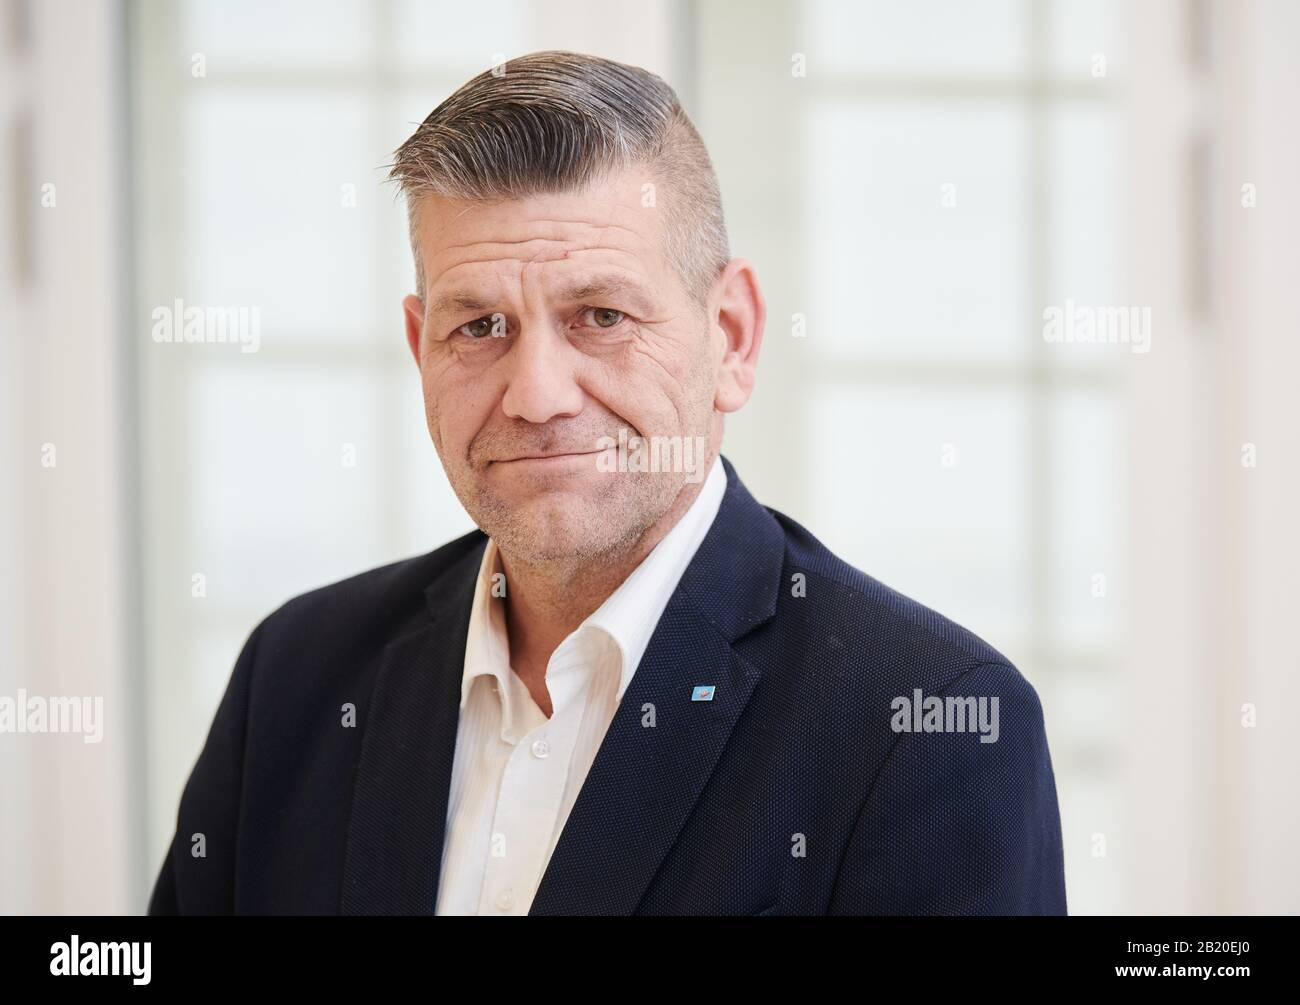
[494,493,655,563]
[478,493,588,553]
[463,468,678,562]
[495,523,614,564]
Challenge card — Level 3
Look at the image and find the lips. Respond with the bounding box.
[494,449,600,464]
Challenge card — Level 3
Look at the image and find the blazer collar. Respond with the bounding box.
[340,455,784,913]
[528,454,785,914]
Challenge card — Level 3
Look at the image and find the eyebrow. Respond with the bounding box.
[427,291,496,318]
[557,275,656,314]
[427,272,656,319]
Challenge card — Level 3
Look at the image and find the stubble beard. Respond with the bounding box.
[429,325,716,568]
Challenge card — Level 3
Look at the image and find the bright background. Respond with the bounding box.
[3,0,1298,914]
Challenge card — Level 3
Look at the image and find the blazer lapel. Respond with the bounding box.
[339,457,784,916]
[339,536,486,914]
[529,457,785,914]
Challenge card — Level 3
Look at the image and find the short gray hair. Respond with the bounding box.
[387,50,730,307]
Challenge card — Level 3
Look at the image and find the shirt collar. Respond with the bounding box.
[459,453,727,712]
[459,540,512,708]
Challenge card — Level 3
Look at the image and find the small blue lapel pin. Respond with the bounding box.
[691,685,716,702]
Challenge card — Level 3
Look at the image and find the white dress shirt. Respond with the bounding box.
[434,455,726,915]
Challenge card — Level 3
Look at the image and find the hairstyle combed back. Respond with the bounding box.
[387,50,730,306]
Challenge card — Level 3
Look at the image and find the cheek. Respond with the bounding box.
[422,356,499,457]
[419,360,458,452]
[576,348,690,434]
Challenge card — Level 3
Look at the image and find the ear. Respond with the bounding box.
[711,258,766,413]
[402,294,425,366]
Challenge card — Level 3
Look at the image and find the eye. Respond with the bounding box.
[580,307,625,329]
[455,314,503,339]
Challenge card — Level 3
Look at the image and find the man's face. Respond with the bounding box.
[402,167,723,564]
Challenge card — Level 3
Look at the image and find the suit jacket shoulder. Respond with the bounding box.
[149,461,1066,916]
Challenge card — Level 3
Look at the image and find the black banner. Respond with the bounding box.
[0,915,1287,989]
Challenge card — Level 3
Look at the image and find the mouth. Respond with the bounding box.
[491,449,602,467]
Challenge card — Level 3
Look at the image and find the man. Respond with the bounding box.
[148,51,1066,916]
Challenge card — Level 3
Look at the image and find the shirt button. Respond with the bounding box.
[495,887,515,910]
[531,739,550,759]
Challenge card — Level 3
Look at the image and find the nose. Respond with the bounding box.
[499,323,584,425]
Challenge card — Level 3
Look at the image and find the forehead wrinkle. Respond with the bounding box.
[432,218,649,259]
[427,259,666,322]
[435,253,657,295]
[426,244,650,291]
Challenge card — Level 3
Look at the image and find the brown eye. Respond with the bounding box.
[457,315,496,339]
[588,307,624,329]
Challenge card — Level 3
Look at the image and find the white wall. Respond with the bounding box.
[1,0,139,913]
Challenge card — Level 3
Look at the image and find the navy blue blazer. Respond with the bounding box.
[148,456,1067,915]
